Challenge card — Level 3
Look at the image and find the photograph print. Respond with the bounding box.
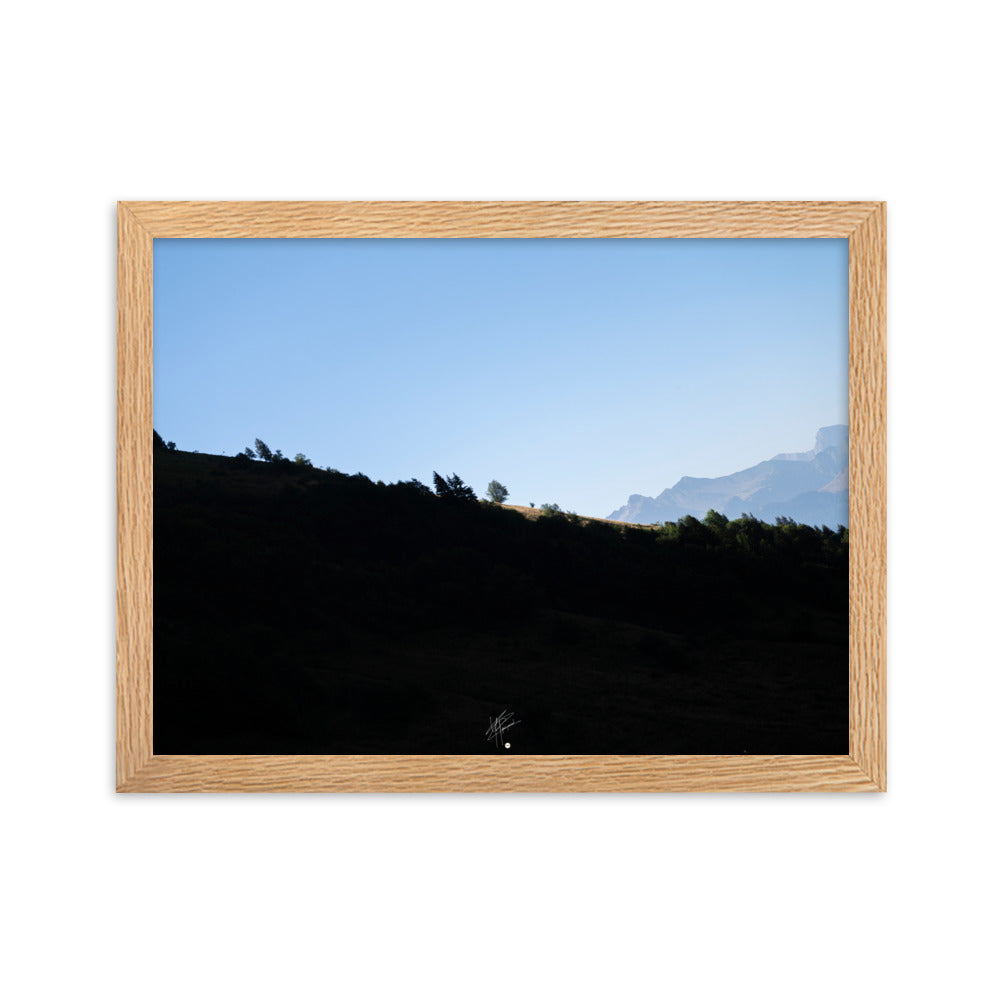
[152,236,849,755]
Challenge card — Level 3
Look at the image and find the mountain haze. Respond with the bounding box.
[607,426,849,528]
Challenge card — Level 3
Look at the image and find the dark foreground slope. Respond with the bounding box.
[154,451,848,754]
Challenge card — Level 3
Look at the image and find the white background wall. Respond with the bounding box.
[3,3,996,997]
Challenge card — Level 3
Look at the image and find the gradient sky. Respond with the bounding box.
[154,238,847,517]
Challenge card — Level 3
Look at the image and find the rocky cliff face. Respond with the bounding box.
[607,426,849,528]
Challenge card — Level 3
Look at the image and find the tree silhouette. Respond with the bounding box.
[254,439,273,462]
[703,509,729,533]
[401,478,433,495]
[485,480,509,504]
[433,471,476,502]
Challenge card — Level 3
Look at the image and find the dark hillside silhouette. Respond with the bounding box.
[154,447,847,754]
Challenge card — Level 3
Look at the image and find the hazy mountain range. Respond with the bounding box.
[607,426,849,528]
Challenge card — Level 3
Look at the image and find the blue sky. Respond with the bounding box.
[154,238,847,517]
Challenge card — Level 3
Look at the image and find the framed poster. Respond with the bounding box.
[117,201,885,791]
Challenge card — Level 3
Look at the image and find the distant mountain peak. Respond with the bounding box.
[771,424,848,463]
[815,424,848,448]
[607,426,849,528]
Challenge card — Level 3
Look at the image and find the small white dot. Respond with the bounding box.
[505,742,511,749]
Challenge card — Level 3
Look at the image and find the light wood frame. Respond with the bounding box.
[117,201,886,792]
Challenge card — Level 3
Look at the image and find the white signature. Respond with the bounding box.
[485,710,521,748]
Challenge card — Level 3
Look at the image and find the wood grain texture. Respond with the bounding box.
[116,200,887,792]
[123,754,875,793]
[117,205,154,788]
[848,204,888,790]
[124,200,877,239]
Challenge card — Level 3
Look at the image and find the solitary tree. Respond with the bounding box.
[485,480,509,504]
[254,438,273,462]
